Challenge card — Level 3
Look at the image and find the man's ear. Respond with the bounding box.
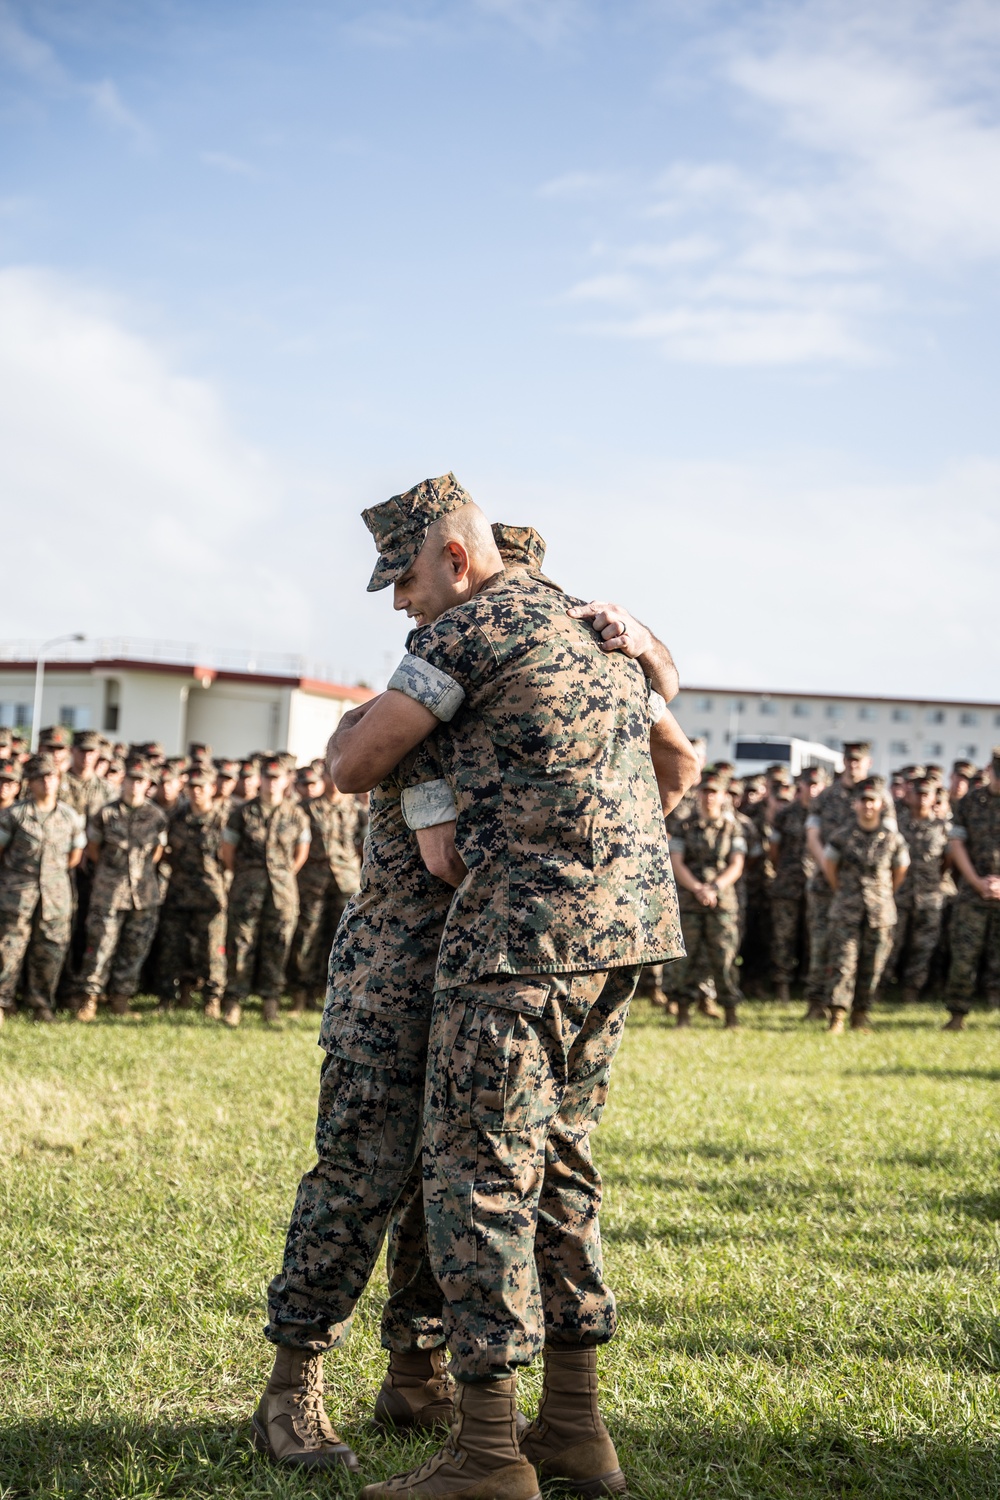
[444,540,471,580]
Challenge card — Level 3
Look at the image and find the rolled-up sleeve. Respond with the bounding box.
[401,778,458,830]
[388,653,466,723]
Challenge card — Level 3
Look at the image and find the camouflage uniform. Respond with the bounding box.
[824,821,909,1016]
[58,769,107,981]
[222,796,310,1003]
[769,801,816,987]
[805,778,894,1003]
[156,801,229,1005]
[738,800,771,985]
[0,799,85,1014]
[945,782,1000,1015]
[889,812,951,994]
[79,798,168,999]
[288,794,362,998]
[670,811,746,1011]
[393,560,682,1379]
[267,523,547,1358]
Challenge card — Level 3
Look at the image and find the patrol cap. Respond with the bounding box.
[72,729,101,750]
[767,765,792,786]
[25,752,57,779]
[843,741,872,757]
[142,741,165,761]
[124,756,154,781]
[214,758,238,776]
[699,771,727,793]
[186,767,214,788]
[260,756,286,778]
[39,726,68,749]
[992,745,1000,772]
[362,471,475,593]
[903,764,927,782]
[910,775,936,793]
[188,741,212,762]
[297,765,321,786]
[855,775,885,798]
[491,523,547,572]
[239,757,260,775]
[952,758,977,777]
[744,774,766,793]
[797,765,825,785]
[162,757,187,777]
[0,758,20,782]
[924,763,943,781]
[107,757,125,777]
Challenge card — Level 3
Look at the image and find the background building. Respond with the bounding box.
[672,687,1000,774]
[0,640,373,762]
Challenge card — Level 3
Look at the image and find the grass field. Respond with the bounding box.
[3,996,1000,1499]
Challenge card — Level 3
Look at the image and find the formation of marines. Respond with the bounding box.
[651,740,1000,1034]
[0,728,362,1028]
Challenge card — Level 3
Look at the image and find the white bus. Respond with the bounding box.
[733,736,843,780]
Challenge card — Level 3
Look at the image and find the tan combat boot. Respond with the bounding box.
[360,1375,539,1499]
[697,992,723,1020]
[108,994,139,1019]
[373,1348,455,1431]
[262,998,281,1025]
[827,1009,846,1034]
[723,1005,740,1029]
[287,989,308,1017]
[803,1001,828,1022]
[222,999,242,1027]
[519,1347,627,1497]
[74,995,98,1023]
[775,981,791,1003]
[675,1003,692,1028]
[203,995,222,1020]
[849,1009,873,1033]
[943,1012,967,1032]
[252,1345,359,1471]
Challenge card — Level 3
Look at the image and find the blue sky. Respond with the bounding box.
[2,0,998,698]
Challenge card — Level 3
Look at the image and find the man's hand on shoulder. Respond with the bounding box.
[567,600,653,660]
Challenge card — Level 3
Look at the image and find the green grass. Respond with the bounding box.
[2,996,1000,1498]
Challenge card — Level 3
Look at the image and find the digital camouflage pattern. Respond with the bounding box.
[86,799,168,911]
[399,569,683,988]
[79,906,160,999]
[769,800,817,987]
[805,780,892,1003]
[156,802,229,1004]
[423,967,639,1377]
[223,796,309,1002]
[0,799,85,1011]
[669,811,745,1006]
[946,784,1000,1012]
[824,821,909,1013]
[889,812,951,992]
[288,794,362,994]
[58,771,108,820]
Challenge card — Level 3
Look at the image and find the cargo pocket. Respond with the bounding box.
[471,1005,552,1137]
[317,1043,391,1177]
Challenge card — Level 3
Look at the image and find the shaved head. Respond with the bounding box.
[394,501,504,626]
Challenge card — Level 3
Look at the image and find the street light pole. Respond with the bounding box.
[30,634,86,752]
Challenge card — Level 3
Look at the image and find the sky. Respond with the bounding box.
[1,0,998,699]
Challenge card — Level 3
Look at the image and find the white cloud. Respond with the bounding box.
[0,268,306,650]
[474,0,583,46]
[544,1,1000,365]
[201,150,257,178]
[0,4,147,144]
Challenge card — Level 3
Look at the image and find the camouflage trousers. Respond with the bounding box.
[888,896,944,994]
[827,917,894,1014]
[805,881,834,1002]
[0,897,70,1012]
[224,882,297,1002]
[79,906,159,1000]
[945,900,1000,1015]
[671,904,742,1005]
[289,866,350,994]
[265,1007,443,1354]
[770,894,808,986]
[156,903,227,1003]
[423,966,639,1381]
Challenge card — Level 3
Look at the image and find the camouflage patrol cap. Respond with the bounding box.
[214,758,238,776]
[124,757,154,781]
[797,765,825,785]
[260,756,287,777]
[72,729,100,750]
[39,726,68,749]
[842,741,872,757]
[185,767,214,788]
[767,765,792,787]
[362,472,475,592]
[491,523,547,571]
[952,758,977,777]
[855,775,886,798]
[24,752,57,779]
[188,742,212,763]
[162,757,187,778]
[0,758,20,782]
[699,772,727,793]
[744,774,766,793]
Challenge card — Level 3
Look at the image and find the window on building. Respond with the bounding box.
[890,740,909,757]
[59,706,92,731]
[994,712,1000,727]
[729,699,745,714]
[759,699,778,716]
[826,704,844,720]
[925,708,945,724]
[14,703,31,729]
[960,743,978,759]
[792,702,810,718]
[924,742,944,758]
[695,696,713,712]
[695,729,712,746]
[825,737,842,750]
[960,710,979,726]
[857,705,877,722]
[891,707,912,723]
[103,678,120,734]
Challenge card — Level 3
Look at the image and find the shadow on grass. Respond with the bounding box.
[5,1414,999,1499]
[846,1066,1000,1082]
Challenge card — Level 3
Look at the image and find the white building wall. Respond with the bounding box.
[184,680,286,758]
[99,670,191,753]
[673,688,1000,775]
[285,689,355,766]
[0,669,101,733]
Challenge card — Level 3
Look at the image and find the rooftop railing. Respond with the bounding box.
[0,637,356,686]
